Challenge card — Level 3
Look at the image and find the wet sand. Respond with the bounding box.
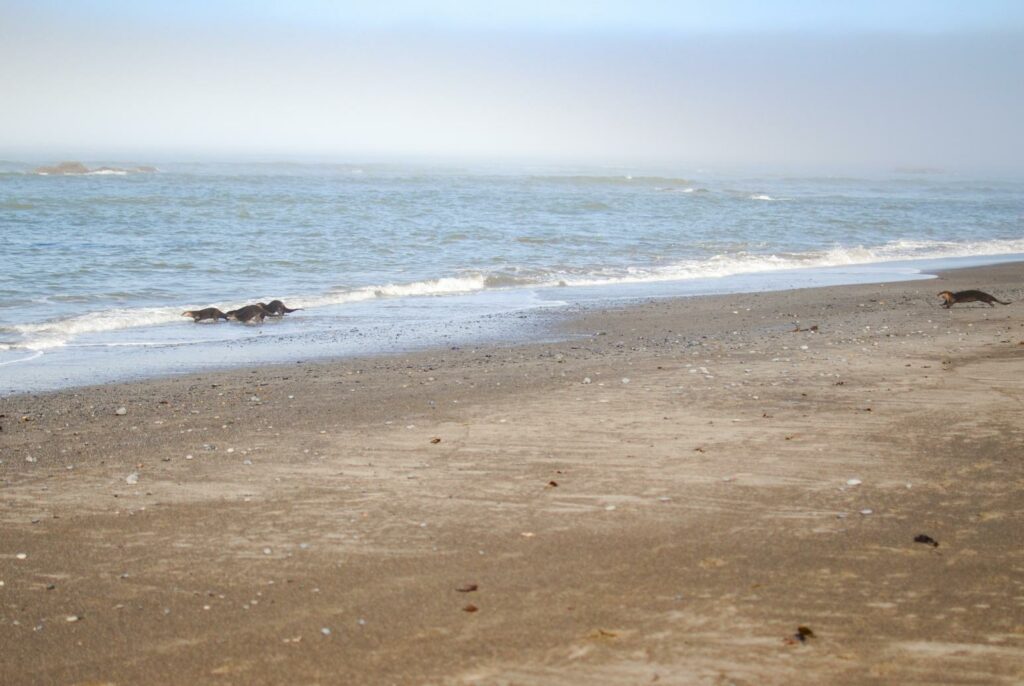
[2,263,1023,685]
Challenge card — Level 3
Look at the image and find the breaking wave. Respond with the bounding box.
[550,238,1024,288]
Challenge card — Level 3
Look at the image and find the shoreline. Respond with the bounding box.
[3,252,1023,396]
[1,261,1023,684]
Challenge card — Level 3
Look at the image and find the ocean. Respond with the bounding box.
[1,160,1022,393]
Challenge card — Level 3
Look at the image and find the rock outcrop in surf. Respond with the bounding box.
[33,161,158,175]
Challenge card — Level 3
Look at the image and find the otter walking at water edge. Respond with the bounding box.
[182,307,228,322]
[938,290,1011,308]
[225,304,269,324]
[258,300,301,316]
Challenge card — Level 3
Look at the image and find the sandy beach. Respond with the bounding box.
[2,262,1023,685]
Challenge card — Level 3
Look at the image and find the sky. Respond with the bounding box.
[1,1,1023,171]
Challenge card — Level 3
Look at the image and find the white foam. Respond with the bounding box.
[11,307,188,349]
[298,275,488,309]
[6,277,492,350]
[749,194,774,201]
[550,238,1024,288]
[67,341,183,348]
[0,350,43,366]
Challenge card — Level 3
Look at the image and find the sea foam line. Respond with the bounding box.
[0,350,44,366]
[550,238,1024,288]
[5,276,493,350]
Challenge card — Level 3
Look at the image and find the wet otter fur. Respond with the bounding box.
[938,290,1011,308]
[182,307,228,322]
[225,304,268,324]
[258,300,301,316]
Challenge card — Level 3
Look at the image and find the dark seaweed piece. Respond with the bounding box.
[914,534,939,547]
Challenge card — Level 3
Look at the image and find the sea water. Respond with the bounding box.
[1,160,1022,392]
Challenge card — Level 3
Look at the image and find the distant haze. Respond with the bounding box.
[2,1,1023,172]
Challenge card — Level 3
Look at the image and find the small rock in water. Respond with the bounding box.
[25,456,37,463]
[846,478,862,487]
[320,627,331,636]
[621,377,630,384]
[859,509,873,516]
[115,407,127,416]
[262,547,272,555]
[16,553,27,560]
[582,377,592,384]
[242,459,253,465]
[65,615,81,622]
[125,472,139,485]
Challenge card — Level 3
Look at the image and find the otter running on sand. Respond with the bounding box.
[258,300,301,316]
[938,290,1011,308]
[181,307,228,322]
[225,304,269,324]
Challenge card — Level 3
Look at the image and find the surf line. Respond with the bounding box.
[0,350,44,366]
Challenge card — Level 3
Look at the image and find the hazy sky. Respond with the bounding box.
[2,1,1023,171]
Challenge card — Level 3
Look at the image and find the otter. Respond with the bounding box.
[257,300,301,316]
[225,304,269,324]
[182,307,228,322]
[938,290,1011,308]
